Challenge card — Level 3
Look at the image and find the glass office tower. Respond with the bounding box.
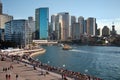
[35,7,49,40]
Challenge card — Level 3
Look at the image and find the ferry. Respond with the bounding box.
[62,44,72,50]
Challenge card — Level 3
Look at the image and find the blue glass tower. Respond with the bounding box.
[35,7,49,39]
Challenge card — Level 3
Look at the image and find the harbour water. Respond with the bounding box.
[34,45,120,80]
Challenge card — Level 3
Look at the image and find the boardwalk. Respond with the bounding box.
[0,58,73,80]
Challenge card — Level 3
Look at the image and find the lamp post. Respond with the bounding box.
[47,61,50,64]
[63,64,66,68]
[84,69,88,75]
[62,64,66,79]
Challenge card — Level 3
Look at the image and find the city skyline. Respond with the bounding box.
[2,0,120,34]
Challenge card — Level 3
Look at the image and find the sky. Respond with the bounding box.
[2,0,120,34]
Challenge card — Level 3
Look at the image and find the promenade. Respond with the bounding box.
[0,48,102,80]
[0,57,73,80]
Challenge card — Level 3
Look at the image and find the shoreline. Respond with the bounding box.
[29,48,46,58]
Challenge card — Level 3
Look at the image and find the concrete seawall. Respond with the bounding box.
[29,48,46,58]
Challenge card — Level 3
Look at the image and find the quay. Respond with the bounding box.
[0,48,102,80]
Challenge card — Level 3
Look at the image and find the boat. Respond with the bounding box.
[62,44,72,50]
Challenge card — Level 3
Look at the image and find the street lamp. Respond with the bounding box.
[63,64,66,68]
[47,61,50,64]
[84,69,88,75]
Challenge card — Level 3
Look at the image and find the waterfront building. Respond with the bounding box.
[0,28,4,41]
[71,16,76,38]
[54,15,62,40]
[57,12,70,41]
[0,0,13,41]
[102,26,110,37]
[51,15,56,31]
[51,13,70,41]
[5,19,32,47]
[84,20,87,34]
[71,16,76,24]
[28,16,35,40]
[0,14,13,29]
[0,1,13,29]
[96,28,101,36]
[86,17,96,36]
[50,15,57,40]
[71,23,80,40]
[35,7,49,40]
[78,16,84,34]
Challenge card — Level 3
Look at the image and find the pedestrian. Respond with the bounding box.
[3,67,5,72]
[8,74,11,80]
[16,74,18,80]
[5,74,8,80]
[62,74,64,79]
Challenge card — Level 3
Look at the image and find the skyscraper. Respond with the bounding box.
[71,23,80,40]
[71,16,76,38]
[35,7,49,40]
[0,0,13,40]
[58,12,70,41]
[78,16,84,34]
[86,17,96,36]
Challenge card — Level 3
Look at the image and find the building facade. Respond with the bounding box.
[58,12,70,41]
[0,14,13,29]
[71,23,80,40]
[35,7,49,40]
[102,26,110,37]
[78,16,84,34]
[5,20,32,47]
[28,16,35,40]
[86,17,96,36]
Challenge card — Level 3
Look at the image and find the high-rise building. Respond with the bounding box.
[71,23,80,40]
[5,20,32,47]
[0,0,2,14]
[57,12,70,41]
[70,16,76,38]
[28,16,35,40]
[84,20,87,34]
[0,0,13,40]
[0,14,13,29]
[78,16,84,34]
[51,15,56,31]
[71,16,76,24]
[86,17,96,36]
[102,26,110,37]
[0,1,13,29]
[35,7,49,40]
[55,15,62,40]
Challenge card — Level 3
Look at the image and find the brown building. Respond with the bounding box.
[102,26,110,37]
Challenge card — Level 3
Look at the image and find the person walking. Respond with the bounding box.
[8,74,11,80]
[16,74,18,80]
[5,74,8,80]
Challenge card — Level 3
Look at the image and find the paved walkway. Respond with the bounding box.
[0,59,73,80]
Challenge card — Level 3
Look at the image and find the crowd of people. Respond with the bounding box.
[22,51,102,80]
[0,49,102,80]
